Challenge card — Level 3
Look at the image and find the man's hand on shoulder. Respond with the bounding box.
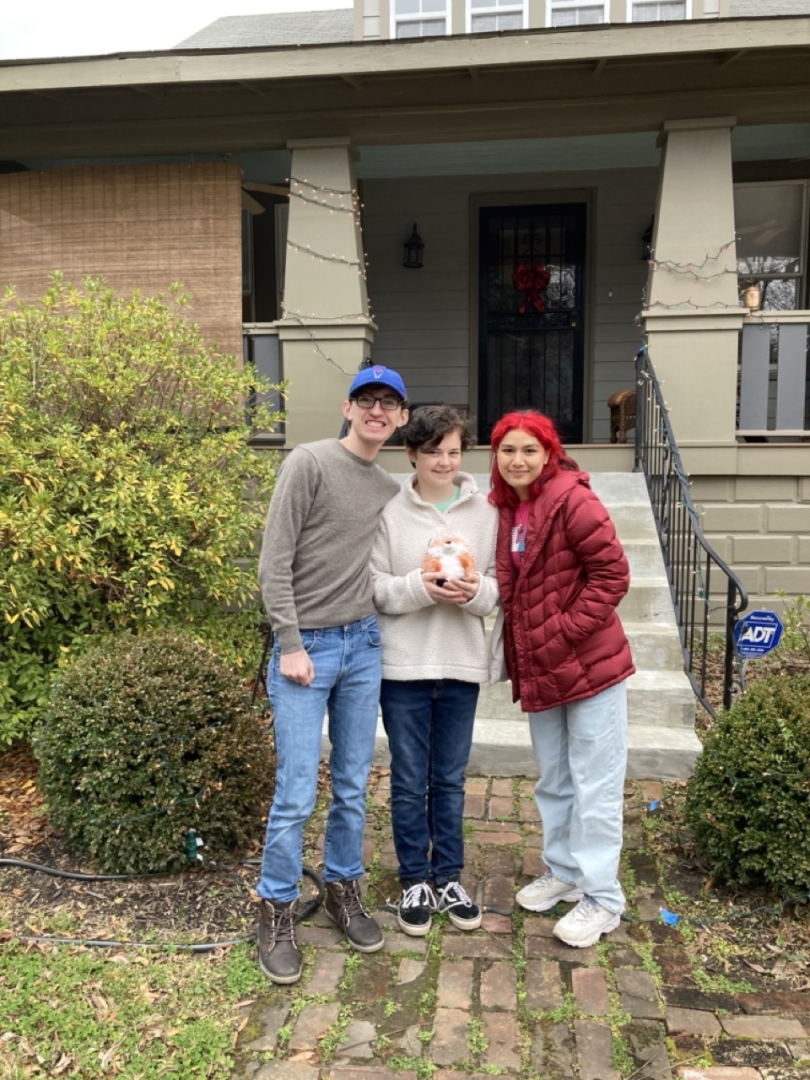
[280,649,315,686]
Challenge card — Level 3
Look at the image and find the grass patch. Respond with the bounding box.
[0,940,263,1079]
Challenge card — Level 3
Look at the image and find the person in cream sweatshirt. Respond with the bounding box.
[371,405,498,938]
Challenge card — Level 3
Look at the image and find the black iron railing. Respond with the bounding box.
[634,347,748,717]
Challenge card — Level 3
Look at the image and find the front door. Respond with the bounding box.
[478,202,586,444]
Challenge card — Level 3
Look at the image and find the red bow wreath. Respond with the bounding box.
[512,262,551,314]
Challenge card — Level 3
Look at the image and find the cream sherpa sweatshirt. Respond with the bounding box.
[371,472,499,683]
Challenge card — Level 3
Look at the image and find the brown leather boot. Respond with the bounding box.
[257,899,303,984]
[324,879,384,953]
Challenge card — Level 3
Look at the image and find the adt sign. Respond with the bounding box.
[733,609,784,659]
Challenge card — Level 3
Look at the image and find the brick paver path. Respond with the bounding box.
[230,774,810,1080]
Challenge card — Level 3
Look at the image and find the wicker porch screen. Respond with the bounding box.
[0,162,243,361]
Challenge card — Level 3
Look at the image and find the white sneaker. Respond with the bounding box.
[516,870,584,912]
[552,896,622,948]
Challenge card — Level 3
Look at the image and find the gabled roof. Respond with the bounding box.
[175,10,354,49]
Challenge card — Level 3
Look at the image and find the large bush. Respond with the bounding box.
[34,631,275,874]
[0,275,281,743]
[685,673,810,893]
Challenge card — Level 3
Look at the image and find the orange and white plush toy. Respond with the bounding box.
[421,536,477,586]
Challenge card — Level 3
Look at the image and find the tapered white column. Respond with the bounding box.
[642,118,744,448]
[276,137,375,446]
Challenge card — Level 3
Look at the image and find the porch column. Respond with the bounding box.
[641,117,744,448]
[276,136,375,445]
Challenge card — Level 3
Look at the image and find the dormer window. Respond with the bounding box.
[548,0,607,26]
[392,0,448,37]
[469,0,526,33]
[630,0,689,20]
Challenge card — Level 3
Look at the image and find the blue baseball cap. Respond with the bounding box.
[348,365,407,402]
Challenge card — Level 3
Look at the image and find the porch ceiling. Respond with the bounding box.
[1,19,809,160]
[19,125,810,183]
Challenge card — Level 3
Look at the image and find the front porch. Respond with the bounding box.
[234,121,809,448]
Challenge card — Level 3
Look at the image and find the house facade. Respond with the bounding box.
[1,9,809,614]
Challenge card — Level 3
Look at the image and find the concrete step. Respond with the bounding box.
[476,669,695,728]
[482,616,684,671]
[626,723,702,780]
[602,503,660,542]
[617,579,677,623]
[366,715,701,781]
[624,622,685,670]
[588,471,650,505]
[627,670,697,728]
[623,538,668,579]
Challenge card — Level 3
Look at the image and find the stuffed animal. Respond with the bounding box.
[421,536,477,586]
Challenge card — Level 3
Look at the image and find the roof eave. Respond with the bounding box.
[1,16,808,95]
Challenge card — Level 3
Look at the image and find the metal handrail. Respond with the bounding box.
[634,347,748,717]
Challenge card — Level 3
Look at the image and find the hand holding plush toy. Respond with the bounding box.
[421,536,477,586]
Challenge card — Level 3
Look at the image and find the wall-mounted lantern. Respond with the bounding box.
[403,223,424,269]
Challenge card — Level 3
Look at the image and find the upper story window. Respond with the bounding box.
[630,1,689,20]
[548,1,607,27]
[469,0,526,33]
[392,0,448,37]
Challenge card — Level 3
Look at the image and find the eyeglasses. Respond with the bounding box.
[354,393,402,411]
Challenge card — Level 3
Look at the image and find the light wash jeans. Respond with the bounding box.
[257,615,382,903]
[528,680,628,914]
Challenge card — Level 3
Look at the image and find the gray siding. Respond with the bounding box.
[362,168,656,442]
[729,0,810,14]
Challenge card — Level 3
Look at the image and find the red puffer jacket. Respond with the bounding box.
[495,463,635,712]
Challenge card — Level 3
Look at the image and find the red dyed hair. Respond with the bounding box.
[488,410,574,509]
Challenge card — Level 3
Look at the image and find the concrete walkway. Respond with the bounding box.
[231,772,810,1080]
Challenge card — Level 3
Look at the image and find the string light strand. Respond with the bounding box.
[281,305,373,322]
[647,238,738,275]
[286,239,366,277]
[643,299,747,312]
[288,175,357,197]
[289,187,358,214]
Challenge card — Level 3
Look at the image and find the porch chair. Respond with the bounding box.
[608,389,636,444]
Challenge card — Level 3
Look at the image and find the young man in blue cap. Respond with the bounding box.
[256,365,409,983]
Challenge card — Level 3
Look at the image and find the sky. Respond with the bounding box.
[0,0,350,61]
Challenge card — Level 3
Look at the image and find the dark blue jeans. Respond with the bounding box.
[380,678,479,885]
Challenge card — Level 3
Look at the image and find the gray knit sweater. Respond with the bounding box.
[258,439,400,653]
[371,472,499,683]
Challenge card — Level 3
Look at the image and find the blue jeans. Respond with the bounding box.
[380,678,479,885]
[528,680,628,914]
[257,616,382,903]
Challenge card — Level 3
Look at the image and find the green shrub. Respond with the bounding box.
[0,274,282,744]
[684,673,810,893]
[192,608,268,685]
[33,631,275,875]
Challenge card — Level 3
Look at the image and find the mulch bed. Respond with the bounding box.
[0,741,323,947]
[639,781,810,995]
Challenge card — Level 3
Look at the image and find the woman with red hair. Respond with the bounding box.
[489,411,635,948]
